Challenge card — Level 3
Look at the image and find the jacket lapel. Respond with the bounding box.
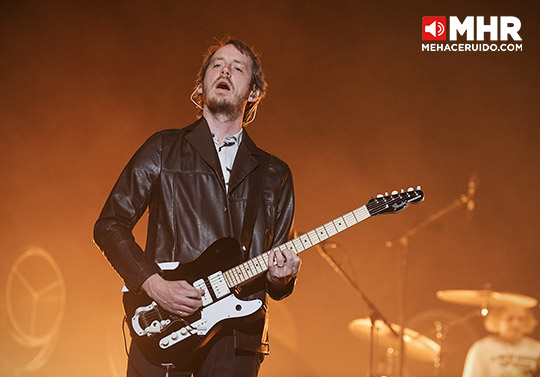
[184,119,262,194]
[228,128,261,194]
[184,118,224,186]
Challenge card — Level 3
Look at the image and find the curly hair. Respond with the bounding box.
[193,37,267,124]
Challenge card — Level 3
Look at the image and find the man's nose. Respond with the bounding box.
[221,67,230,77]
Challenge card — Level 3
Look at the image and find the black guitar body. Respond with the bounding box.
[121,188,425,368]
[123,237,263,368]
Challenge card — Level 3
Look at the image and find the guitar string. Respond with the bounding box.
[139,192,420,330]
[139,307,203,341]
[226,197,395,283]
[141,275,215,326]
[228,193,420,286]
[133,191,422,362]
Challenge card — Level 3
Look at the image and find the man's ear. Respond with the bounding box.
[248,88,260,102]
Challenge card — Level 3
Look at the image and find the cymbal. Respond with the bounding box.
[348,318,440,362]
[436,289,538,308]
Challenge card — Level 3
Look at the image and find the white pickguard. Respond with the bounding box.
[159,294,263,349]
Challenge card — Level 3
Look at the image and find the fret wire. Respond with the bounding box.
[227,269,239,286]
[240,261,249,278]
[234,266,245,283]
[261,252,270,268]
[285,241,295,251]
[299,234,312,248]
[225,271,236,288]
[224,272,234,288]
[251,256,263,273]
[343,212,356,227]
[324,222,338,236]
[353,206,369,221]
[221,199,401,290]
[229,268,239,285]
[315,226,330,241]
[308,230,320,244]
[258,255,266,272]
[292,238,305,253]
[333,217,348,232]
[246,259,257,277]
[243,261,252,276]
[268,247,280,266]
[262,253,269,267]
[350,208,360,223]
[240,260,248,271]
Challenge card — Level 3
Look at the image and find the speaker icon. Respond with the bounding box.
[425,21,445,37]
[422,17,447,40]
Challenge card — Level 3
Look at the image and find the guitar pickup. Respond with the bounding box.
[193,279,212,306]
[208,271,230,299]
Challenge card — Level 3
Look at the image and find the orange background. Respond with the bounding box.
[1,1,539,376]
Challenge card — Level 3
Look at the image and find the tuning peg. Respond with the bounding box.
[377,194,383,198]
[385,192,389,196]
[401,189,405,193]
[391,190,398,195]
[416,185,422,190]
[407,187,414,192]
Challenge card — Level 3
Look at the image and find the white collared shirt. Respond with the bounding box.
[212,129,243,192]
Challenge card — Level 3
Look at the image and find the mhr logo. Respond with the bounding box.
[422,16,522,41]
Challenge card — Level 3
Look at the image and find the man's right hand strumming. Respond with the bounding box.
[141,273,204,317]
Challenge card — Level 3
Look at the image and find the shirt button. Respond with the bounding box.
[224,207,228,212]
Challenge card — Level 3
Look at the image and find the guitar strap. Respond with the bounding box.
[239,152,270,261]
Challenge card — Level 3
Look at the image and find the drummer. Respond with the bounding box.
[462,305,540,377]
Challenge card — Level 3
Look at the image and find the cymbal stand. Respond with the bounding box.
[386,178,477,377]
[317,242,398,377]
[432,308,482,377]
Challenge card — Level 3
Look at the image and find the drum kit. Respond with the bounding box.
[348,288,539,376]
[341,179,540,375]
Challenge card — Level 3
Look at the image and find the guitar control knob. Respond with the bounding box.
[171,332,178,340]
[180,328,188,336]
[161,339,169,347]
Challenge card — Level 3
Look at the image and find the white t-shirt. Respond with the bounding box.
[462,335,540,377]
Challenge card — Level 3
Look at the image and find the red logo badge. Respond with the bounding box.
[422,17,446,40]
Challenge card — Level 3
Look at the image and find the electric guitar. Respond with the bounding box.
[123,187,424,367]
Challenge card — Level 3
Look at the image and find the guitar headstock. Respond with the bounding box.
[366,186,424,216]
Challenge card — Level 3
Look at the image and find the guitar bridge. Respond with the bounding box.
[132,301,171,336]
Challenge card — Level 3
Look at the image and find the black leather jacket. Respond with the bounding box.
[93,117,295,353]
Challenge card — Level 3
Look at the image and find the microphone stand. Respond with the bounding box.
[431,308,483,377]
[317,242,398,377]
[386,179,477,377]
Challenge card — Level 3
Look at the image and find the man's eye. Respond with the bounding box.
[234,67,243,72]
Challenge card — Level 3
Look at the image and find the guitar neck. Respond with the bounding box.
[222,204,372,289]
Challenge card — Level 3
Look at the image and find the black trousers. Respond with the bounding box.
[126,333,262,377]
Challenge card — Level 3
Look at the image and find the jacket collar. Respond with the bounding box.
[229,127,261,193]
[184,117,262,194]
[184,117,222,180]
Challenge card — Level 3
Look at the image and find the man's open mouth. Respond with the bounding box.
[215,80,231,91]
